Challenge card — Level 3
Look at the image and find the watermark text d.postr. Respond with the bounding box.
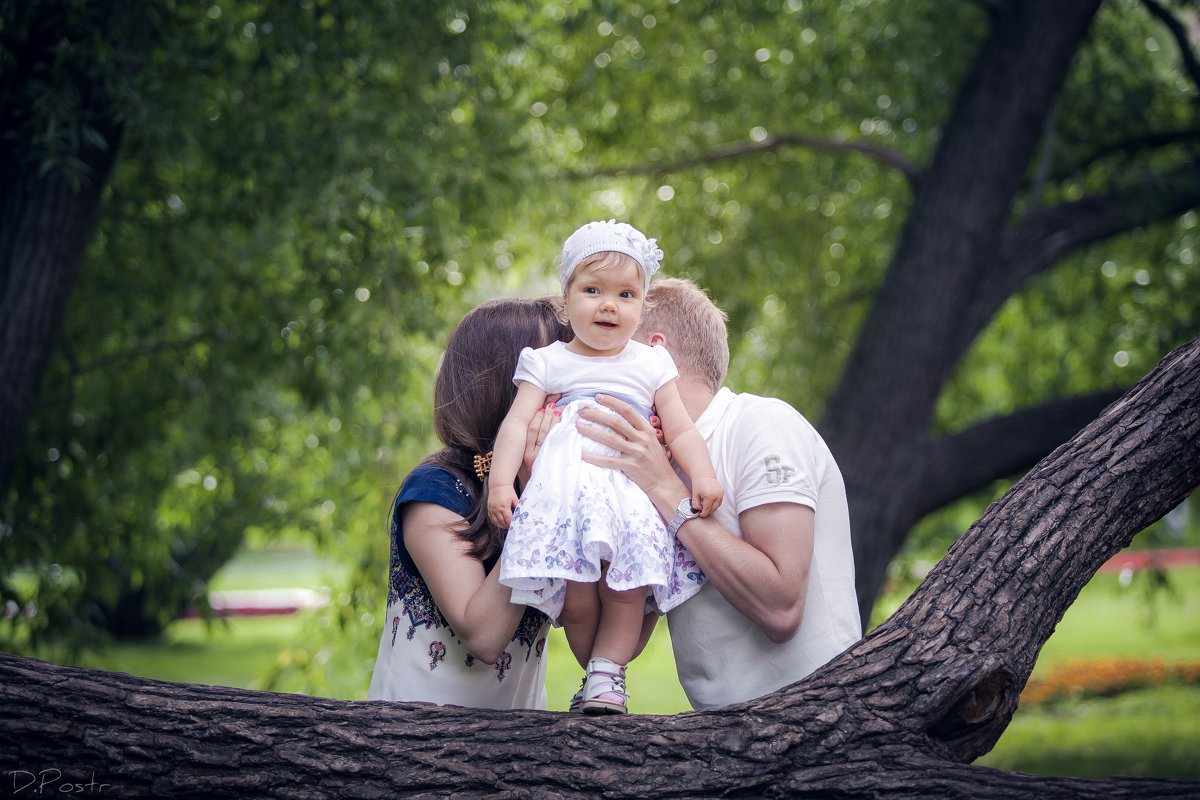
[6,768,111,795]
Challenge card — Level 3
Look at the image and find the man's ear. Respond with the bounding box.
[645,331,668,348]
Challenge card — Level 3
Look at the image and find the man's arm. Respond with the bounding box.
[577,394,812,642]
[676,502,812,643]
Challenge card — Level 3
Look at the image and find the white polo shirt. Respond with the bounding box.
[666,388,862,708]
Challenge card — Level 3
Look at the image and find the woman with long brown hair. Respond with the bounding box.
[367,297,569,709]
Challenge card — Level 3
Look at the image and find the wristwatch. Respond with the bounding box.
[666,497,701,537]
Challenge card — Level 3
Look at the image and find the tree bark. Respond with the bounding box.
[2,335,1197,799]
[0,4,135,498]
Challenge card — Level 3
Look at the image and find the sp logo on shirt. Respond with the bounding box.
[764,455,795,485]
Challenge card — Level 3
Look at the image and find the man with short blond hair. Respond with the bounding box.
[581,277,861,709]
[637,278,730,393]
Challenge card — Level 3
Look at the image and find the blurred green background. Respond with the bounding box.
[2,0,1198,780]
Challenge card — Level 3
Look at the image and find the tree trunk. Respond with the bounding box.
[820,0,1115,618]
[0,5,132,498]
[0,153,119,498]
[2,335,1197,799]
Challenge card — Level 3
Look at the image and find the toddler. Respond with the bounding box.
[487,220,722,714]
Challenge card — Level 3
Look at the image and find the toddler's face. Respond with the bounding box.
[563,255,645,357]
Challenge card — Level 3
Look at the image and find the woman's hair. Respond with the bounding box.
[636,277,729,392]
[417,296,571,563]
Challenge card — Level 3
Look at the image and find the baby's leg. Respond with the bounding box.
[591,573,650,667]
[560,580,600,670]
[578,569,649,714]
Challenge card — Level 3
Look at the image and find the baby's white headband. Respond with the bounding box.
[559,220,663,293]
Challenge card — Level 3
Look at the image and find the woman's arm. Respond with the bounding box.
[403,501,526,664]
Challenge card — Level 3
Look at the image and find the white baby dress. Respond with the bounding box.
[498,340,705,622]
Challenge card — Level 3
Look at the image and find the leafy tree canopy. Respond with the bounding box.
[2,0,1197,685]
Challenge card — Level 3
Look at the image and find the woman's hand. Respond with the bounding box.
[576,393,682,502]
[518,396,561,485]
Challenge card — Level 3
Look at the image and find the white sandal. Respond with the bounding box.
[580,657,628,715]
[568,678,586,713]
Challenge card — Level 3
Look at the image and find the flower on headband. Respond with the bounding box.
[560,219,664,293]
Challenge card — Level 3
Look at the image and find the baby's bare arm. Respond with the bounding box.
[486,382,548,528]
[653,382,723,516]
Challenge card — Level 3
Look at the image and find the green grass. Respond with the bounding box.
[67,602,692,712]
[977,686,1200,778]
[78,615,299,691]
[1032,568,1200,665]
[975,566,1200,777]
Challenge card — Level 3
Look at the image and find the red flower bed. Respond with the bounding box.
[1020,657,1200,706]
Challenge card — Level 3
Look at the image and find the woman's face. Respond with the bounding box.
[563,256,645,357]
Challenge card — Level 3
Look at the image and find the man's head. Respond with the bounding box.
[635,277,729,393]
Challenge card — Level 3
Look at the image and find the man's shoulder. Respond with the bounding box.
[721,390,811,428]
[713,390,829,461]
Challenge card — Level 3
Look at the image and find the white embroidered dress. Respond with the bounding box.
[498,340,705,621]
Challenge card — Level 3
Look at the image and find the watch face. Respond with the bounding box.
[673,499,698,528]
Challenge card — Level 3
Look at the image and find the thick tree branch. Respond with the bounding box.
[868,335,1200,762]
[0,652,1197,800]
[915,389,1124,518]
[823,0,1102,445]
[823,0,1108,620]
[569,134,922,184]
[1140,0,1200,96]
[0,1,148,498]
[1068,128,1200,178]
[1005,161,1200,274]
[960,162,1200,346]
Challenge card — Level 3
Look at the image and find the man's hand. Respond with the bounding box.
[576,393,681,503]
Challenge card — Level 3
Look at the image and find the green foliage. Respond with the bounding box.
[493,0,987,416]
[3,0,1197,664]
[0,0,157,186]
[2,0,551,651]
